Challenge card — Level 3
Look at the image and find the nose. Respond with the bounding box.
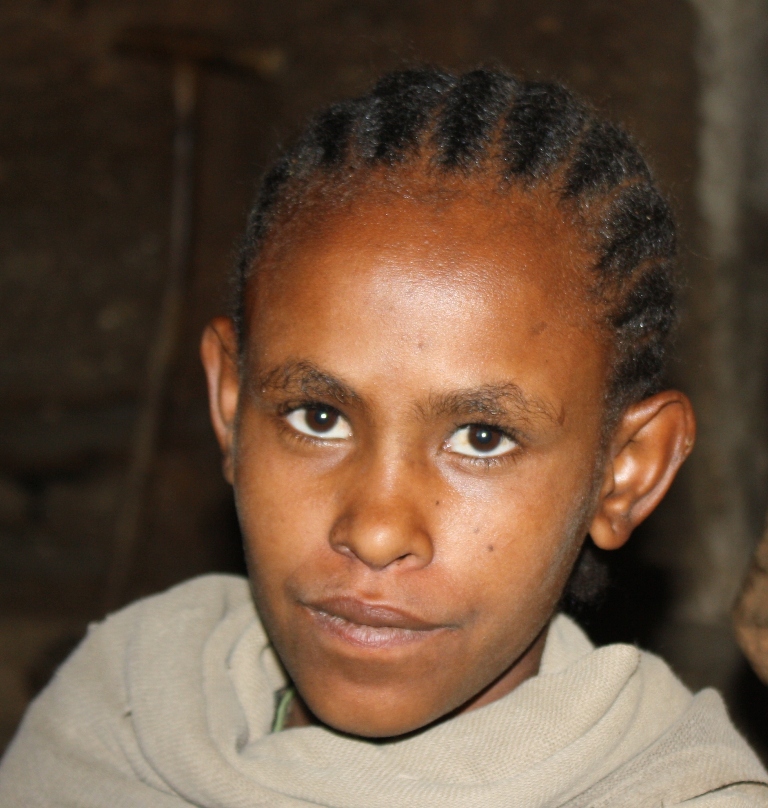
[329,465,435,571]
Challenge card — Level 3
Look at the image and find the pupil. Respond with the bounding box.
[469,425,501,452]
[306,407,337,433]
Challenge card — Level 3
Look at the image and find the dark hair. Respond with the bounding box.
[232,67,678,419]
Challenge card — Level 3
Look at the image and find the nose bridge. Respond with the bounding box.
[330,444,434,571]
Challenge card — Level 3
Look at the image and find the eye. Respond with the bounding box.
[446,424,517,458]
[284,405,352,440]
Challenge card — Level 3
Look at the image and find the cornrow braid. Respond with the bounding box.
[233,67,678,418]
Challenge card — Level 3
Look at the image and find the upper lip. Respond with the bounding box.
[302,596,446,631]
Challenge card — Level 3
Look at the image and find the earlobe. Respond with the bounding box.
[589,390,696,551]
[200,316,241,484]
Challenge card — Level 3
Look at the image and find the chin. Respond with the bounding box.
[301,680,457,739]
[316,705,431,739]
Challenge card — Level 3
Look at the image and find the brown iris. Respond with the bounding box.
[305,406,339,433]
[467,425,503,453]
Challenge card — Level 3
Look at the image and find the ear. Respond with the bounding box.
[200,316,240,484]
[589,390,696,551]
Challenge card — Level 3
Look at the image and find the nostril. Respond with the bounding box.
[328,505,434,571]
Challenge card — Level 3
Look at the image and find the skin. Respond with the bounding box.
[201,186,696,739]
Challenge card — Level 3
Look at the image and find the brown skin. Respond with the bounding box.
[201,188,696,738]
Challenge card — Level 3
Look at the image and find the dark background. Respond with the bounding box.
[1,0,767,759]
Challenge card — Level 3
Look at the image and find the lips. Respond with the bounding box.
[302,596,450,649]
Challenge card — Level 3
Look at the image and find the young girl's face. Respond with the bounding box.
[227,187,610,737]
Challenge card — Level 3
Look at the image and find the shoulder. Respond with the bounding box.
[619,646,768,801]
[549,616,768,806]
[0,575,256,803]
[58,573,257,718]
[37,573,253,696]
[85,573,254,661]
[43,574,255,687]
[105,573,254,630]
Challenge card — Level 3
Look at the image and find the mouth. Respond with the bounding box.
[302,596,450,649]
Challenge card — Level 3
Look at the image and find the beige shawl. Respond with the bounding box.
[1,574,766,807]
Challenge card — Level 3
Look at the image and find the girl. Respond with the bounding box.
[1,67,766,807]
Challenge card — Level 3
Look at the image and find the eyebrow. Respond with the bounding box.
[254,360,361,406]
[424,383,561,426]
[253,360,560,426]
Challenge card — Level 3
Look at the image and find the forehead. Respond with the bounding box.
[245,182,610,433]
[249,180,600,332]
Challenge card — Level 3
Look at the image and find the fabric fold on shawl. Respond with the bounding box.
[1,574,766,807]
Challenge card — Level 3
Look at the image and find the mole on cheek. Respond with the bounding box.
[530,321,548,336]
[487,544,494,552]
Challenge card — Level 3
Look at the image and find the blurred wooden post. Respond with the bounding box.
[103,28,284,613]
[102,58,199,613]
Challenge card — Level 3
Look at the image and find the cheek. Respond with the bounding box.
[438,456,593,619]
[233,410,344,590]
[234,419,308,560]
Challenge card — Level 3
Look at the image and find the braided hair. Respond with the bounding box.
[233,67,678,421]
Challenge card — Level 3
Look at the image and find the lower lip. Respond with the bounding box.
[308,608,443,649]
